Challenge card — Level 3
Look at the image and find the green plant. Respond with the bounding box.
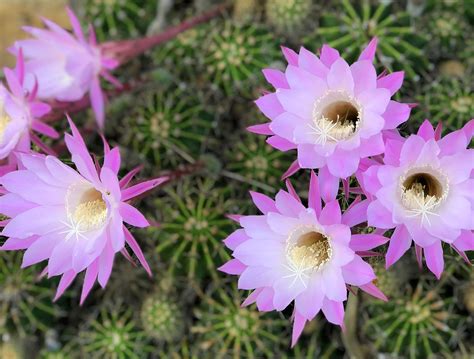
[152,25,209,81]
[412,77,473,131]
[305,0,428,81]
[225,132,291,192]
[79,305,150,359]
[265,0,313,35]
[39,342,78,359]
[204,20,279,95]
[122,87,214,168]
[83,0,158,40]
[154,179,234,281]
[364,281,463,358]
[140,290,186,343]
[422,9,470,60]
[192,284,287,358]
[0,252,58,336]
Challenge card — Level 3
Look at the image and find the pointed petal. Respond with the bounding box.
[80,258,99,305]
[291,311,307,347]
[90,77,105,128]
[359,282,388,301]
[97,241,114,288]
[318,166,339,203]
[119,202,149,228]
[358,37,378,62]
[321,298,344,326]
[53,270,76,301]
[386,225,412,268]
[424,241,444,279]
[350,234,389,251]
[249,191,277,214]
[124,226,151,276]
[308,171,322,215]
[121,177,168,201]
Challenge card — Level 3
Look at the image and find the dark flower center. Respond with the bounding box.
[322,100,360,132]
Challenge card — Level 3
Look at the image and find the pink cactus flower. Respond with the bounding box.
[11,8,119,128]
[249,38,410,199]
[220,172,388,346]
[0,118,167,303]
[0,49,56,174]
[361,120,474,278]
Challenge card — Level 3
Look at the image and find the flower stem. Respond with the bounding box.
[100,2,230,65]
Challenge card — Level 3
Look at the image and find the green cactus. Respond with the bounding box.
[305,0,428,81]
[204,20,279,95]
[83,0,158,40]
[122,86,214,169]
[39,343,78,359]
[140,290,186,343]
[412,77,473,131]
[422,9,470,60]
[192,283,288,358]
[152,25,209,81]
[0,252,58,336]
[153,179,234,281]
[225,131,292,192]
[265,0,313,35]
[364,281,463,358]
[79,305,150,359]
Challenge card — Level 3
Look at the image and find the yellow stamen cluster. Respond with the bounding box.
[72,198,107,231]
[0,102,10,142]
[288,231,332,270]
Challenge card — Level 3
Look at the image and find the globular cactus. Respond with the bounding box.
[305,0,428,81]
[265,0,313,36]
[225,132,292,192]
[153,25,209,81]
[83,0,158,40]
[122,87,213,168]
[192,283,288,358]
[204,20,279,95]
[153,179,234,281]
[412,77,473,131]
[140,290,186,343]
[78,305,150,359]
[422,10,469,60]
[364,281,463,359]
[0,252,58,336]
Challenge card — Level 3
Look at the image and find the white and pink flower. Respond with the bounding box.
[362,120,474,278]
[0,118,167,302]
[0,49,56,174]
[220,172,388,346]
[11,8,119,127]
[249,38,411,199]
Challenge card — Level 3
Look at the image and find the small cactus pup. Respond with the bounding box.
[192,283,288,358]
[265,0,313,36]
[78,305,150,358]
[140,290,186,343]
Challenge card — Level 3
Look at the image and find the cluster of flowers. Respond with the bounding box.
[219,39,473,344]
[0,9,167,303]
[0,6,472,347]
